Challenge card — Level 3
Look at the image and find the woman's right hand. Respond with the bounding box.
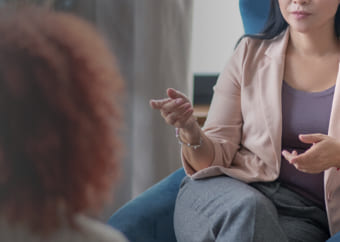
[149,88,196,130]
[151,88,214,172]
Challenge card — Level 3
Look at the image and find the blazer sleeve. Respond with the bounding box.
[181,38,248,176]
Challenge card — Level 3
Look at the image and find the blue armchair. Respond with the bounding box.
[108,1,340,241]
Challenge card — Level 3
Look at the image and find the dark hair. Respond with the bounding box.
[0,6,123,236]
[241,0,340,41]
[255,0,288,39]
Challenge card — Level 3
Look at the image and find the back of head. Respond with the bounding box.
[0,5,123,236]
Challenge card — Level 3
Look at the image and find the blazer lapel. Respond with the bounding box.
[257,30,290,168]
[323,62,340,235]
[325,62,340,190]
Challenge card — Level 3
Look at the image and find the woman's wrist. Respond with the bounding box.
[176,128,202,149]
[177,121,201,145]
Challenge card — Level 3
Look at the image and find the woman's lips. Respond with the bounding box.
[291,11,311,20]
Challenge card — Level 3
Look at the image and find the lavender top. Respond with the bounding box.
[279,80,335,208]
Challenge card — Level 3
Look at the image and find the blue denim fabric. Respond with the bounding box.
[107,168,186,242]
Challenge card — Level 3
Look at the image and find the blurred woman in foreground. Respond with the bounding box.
[0,6,126,242]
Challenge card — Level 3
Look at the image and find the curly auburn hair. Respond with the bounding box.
[0,6,123,235]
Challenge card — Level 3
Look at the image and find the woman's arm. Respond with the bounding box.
[177,120,215,171]
[150,88,215,171]
[150,38,249,175]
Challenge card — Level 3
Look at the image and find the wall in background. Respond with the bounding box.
[191,0,243,74]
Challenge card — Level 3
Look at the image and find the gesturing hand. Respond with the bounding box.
[282,134,340,174]
[149,88,196,130]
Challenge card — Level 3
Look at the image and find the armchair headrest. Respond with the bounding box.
[239,0,270,34]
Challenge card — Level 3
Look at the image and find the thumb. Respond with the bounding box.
[167,88,188,100]
[299,133,325,144]
[149,98,171,109]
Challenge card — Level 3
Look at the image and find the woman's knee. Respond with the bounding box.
[176,176,272,211]
[175,176,276,223]
[174,176,278,241]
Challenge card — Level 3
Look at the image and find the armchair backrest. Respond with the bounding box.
[239,0,271,34]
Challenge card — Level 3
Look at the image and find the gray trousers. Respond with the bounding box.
[174,176,329,242]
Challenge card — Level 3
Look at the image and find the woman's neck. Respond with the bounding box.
[288,24,339,58]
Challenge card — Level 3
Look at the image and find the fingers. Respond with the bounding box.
[162,98,188,114]
[149,98,171,109]
[161,101,193,126]
[282,149,321,173]
[282,150,306,171]
[167,88,188,100]
[290,144,318,166]
[299,133,325,144]
[150,88,188,109]
[164,104,194,127]
[282,150,298,163]
[150,88,193,128]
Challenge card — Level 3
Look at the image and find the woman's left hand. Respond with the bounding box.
[282,134,340,174]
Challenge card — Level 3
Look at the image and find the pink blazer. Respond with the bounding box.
[181,29,340,235]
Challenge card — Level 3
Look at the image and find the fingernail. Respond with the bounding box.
[183,103,191,108]
[183,107,193,114]
[175,98,183,104]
